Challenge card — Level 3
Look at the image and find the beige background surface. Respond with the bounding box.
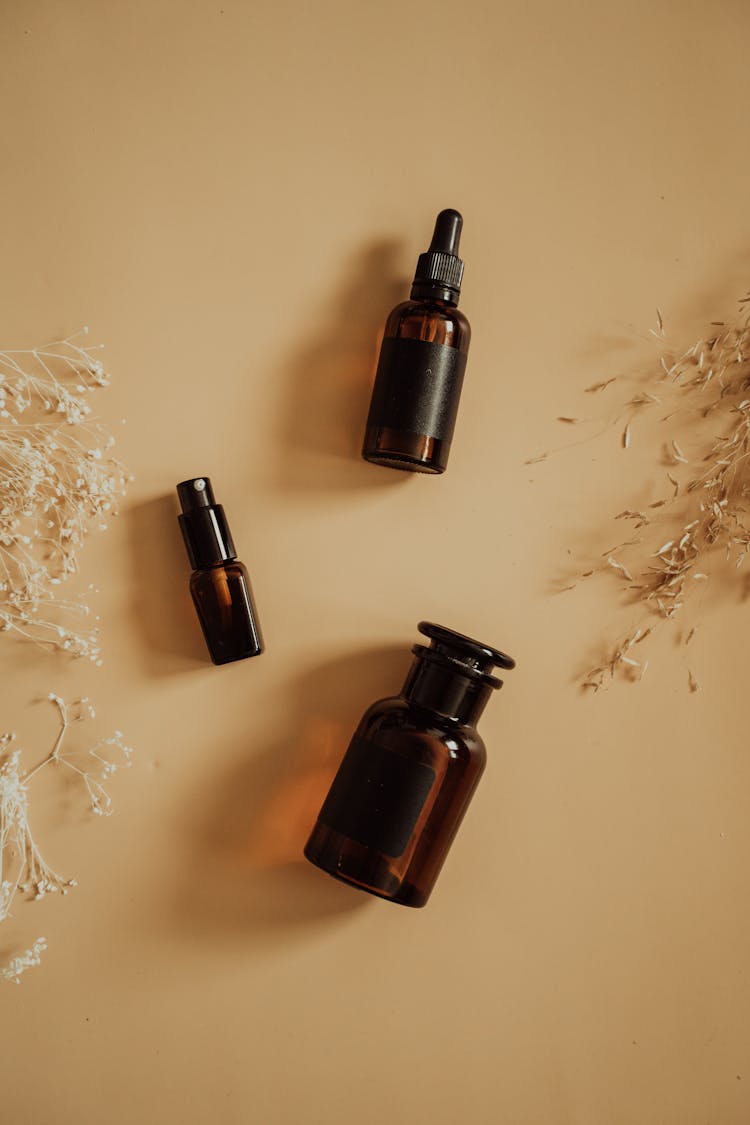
[2,1,750,1122]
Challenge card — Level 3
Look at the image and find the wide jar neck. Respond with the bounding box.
[401,654,494,726]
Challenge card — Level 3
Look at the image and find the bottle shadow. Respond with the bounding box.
[272,237,412,492]
[170,644,412,945]
[126,494,209,677]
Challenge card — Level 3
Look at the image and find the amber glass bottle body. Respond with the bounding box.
[304,693,486,907]
[362,298,471,474]
[190,560,263,666]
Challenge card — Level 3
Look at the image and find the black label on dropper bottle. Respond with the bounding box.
[318,736,436,858]
[366,337,467,443]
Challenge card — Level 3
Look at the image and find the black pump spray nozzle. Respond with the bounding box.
[177,476,215,513]
[411,208,465,304]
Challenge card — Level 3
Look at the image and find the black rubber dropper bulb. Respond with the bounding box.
[432,208,463,254]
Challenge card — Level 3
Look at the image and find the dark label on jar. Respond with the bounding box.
[318,736,436,859]
[366,337,467,443]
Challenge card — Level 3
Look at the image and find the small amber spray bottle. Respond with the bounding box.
[362,209,470,474]
[177,477,264,665]
[304,622,515,907]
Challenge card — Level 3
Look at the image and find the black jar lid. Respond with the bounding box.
[413,621,515,689]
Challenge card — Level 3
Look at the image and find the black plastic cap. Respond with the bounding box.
[411,209,465,305]
[177,476,216,512]
[414,621,515,688]
[177,477,237,570]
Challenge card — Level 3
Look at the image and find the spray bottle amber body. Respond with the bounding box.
[304,623,514,907]
[188,560,262,666]
[362,209,471,475]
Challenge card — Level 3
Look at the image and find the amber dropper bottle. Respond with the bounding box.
[362,209,470,474]
[177,477,264,665]
[304,622,515,907]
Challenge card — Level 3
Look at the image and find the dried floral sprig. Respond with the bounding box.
[0,695,131,982]
[575,298,750,688]
[0,330,130,662]
[0,937,47,985]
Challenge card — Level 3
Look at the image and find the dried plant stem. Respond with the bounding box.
[0,938,47,984]
[0,328,132,983]
[0,696,131,983]
[575,298,750,687]
[0,330,129,661]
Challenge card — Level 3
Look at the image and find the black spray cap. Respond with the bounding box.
[414,621,515,689]
[177,477,237,570]
[410,209,465,305]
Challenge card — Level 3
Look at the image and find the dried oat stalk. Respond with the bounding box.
[578,299,750,688]
[0,330,129,662]
[0,695,131,982]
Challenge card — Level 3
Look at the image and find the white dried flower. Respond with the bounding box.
[0,937,47,984]
[0,695,131,982]
[0,331,129,660]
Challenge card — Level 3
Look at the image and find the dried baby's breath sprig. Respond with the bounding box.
[23,694,133,816]
[0,330,129,661]
[0,695,131,982]
[0,937,47,984]
[577,297,750,686]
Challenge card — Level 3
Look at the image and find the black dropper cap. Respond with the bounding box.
[410,209,465,305]
[177,477,237,570]
[414,621,515,689]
